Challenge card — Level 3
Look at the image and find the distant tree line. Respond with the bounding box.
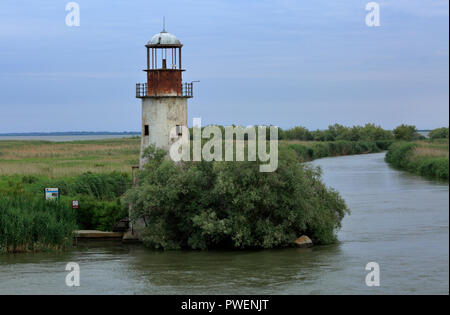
[428,127,449,140]
[189,123,449,142]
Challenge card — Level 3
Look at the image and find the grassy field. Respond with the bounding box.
[0,137,390,178]
[0,137,140,177]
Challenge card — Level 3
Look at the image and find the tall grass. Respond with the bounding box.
[0,172,131,232]
[0,138,140,177]
[0,195,77,253]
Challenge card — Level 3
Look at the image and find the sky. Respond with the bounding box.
[0,0,448,132]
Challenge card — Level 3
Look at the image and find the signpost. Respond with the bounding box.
[72,200,79,209]
[44,188,59,200]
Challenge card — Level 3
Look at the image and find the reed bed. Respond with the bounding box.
[0,195,77,254]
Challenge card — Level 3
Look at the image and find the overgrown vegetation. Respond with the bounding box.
[0,195,77,253]
[385,140,449,181]
[190,123,395,142]
[283,140,392,161]
[428,127,449,140]
[122,145,349,250]
[393,124,425,141]
[0,172,130,232]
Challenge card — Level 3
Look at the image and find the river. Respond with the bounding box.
[0,152,448,294]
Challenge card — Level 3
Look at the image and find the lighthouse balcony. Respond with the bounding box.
[136,82,193,98]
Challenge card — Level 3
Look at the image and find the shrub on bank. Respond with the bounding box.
[0,196,77,253]
[73,195,127,231]
[385,142,449,180]
[285,140,389,162]
[122,145,349,250]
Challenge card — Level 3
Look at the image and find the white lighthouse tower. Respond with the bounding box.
[136,26,193,167]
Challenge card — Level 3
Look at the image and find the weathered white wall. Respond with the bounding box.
[140,97,187,167]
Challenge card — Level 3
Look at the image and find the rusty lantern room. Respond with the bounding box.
[136,29,193,98]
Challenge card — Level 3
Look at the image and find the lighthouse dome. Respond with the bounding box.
[148,31,181,45]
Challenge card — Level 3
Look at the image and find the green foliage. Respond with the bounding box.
[283,126,313,141]
[385,142,416,168]
[26,172,130,199]
[308,124,393,142]
[0,195,77,253]
[285,140,388,162]
[428,127,449,140]
[1,171,131,233]
[122,145,349,250]
[385,142,449,180]
[188,123,394,142]
[393,124,423,141]
[73,195,127,231]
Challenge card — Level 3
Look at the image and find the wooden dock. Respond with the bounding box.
[75,230,123,240]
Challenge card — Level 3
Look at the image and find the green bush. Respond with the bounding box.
[385,142,417,169]
[284,126,313,141]
[385,142,448,180]
[122,145,349,250]
[73,195,127,231]
[428,127,449,140]
[393,124,423,141]
[284,140,384,162]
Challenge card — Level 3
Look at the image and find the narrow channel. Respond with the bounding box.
[0,152,448,294]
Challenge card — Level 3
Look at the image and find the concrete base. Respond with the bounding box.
[122,230,142,243]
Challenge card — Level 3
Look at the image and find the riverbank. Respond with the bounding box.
[385,140,449,181]
[0,137,390,253]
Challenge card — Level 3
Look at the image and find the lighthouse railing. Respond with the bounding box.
[136,82,193,98]
[181,82,193,98]
[136,83,147,98]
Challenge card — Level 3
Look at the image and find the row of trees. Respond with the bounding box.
[190,124,449,142]
[281,123,394,141]
[428,127,449,140]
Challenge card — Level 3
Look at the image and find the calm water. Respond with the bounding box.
[0,134,138,142]
[0,153,448,294]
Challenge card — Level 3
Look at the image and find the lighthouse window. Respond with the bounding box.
[176,125,182,136]
[144,125,149,136]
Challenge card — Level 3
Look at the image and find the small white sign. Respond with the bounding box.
[45,188,59,200]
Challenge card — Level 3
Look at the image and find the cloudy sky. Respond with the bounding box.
[0,0,448,132]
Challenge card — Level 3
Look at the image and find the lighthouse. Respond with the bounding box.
[136,26,193,167]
